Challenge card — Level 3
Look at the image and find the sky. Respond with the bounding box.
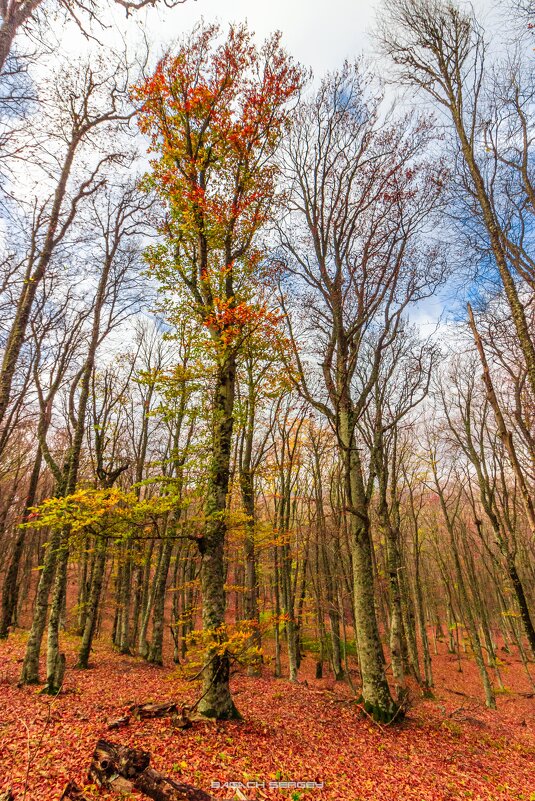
[89,0,501,79]
[101,0,377,77]
[41,0,506,336]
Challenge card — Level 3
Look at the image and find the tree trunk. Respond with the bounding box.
[76,540,92,636]
[507,556,535,658]
[273,545,282,678]
[238,369,262,677]
[0,447,42,638]
[351,525,399,721]
[240,467,261,676]
[44,536,69,693]
[342,414,398,722]
[197,354,240,720]
[78,540,108,668]
[118,549,133,655]
[19,527,60,684]
[280,540,298,682]
[137,541,153,657]
[413,542,433,691]
[381,515,405,696]
[148,537,174,665]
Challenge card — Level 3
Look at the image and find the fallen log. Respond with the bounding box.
[88,739,150,784]
[88,739,212,801]
[59,782,90,800]
[109,706,192,731]
[136,767,214,801]
[107,714,131,730]
[129,701,177,720]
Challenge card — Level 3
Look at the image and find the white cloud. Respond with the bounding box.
[89,0,377,75]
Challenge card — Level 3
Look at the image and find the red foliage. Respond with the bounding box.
[132,24,302,349]
[1,633,534,800]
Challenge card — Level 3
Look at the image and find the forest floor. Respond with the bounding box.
[0,631,534,801]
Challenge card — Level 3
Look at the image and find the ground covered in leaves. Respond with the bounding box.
[0,632,534,801]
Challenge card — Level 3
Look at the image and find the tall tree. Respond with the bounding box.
[0,54,133,442]
[279,63,445,721]
[133,23,302,719]
[20,181,145,687]
[378,0,535,403]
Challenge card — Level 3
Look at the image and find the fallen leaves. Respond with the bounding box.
[0,632,534,800]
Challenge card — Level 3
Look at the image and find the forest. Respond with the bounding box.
[0,0,534,798]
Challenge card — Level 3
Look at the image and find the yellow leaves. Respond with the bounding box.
[223,583,246,595]
[181,621,263,678]
[24,487,132,534]
[22,486,177,544]
[225,507,254,542]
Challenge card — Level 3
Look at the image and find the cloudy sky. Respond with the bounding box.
[104,0,376,76]
[52,0,504,334]
[93,0,501,79]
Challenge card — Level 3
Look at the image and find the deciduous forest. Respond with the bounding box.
[0,0,534,798]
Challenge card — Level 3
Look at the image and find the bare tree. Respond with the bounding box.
[0,52,134,442]
[0,275,87,639]
[20,179,146,687]
[438,348,535,656]
[278,62,445,721]
[0,0,187,77]
[378,0,535,403]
